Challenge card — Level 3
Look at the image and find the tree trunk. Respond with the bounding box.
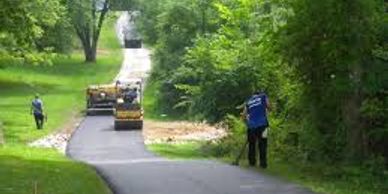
[71,0,109,63]
[84,45,96,62]
[344,63,366,159]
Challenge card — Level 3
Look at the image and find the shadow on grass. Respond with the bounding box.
[0,79,62,97]
[0,103,28,109]
[0,54,120,82]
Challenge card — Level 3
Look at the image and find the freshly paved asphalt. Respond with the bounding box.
[67,116,315,194]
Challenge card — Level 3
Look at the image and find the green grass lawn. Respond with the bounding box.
[0,17,122,144]
[148,142,212,159]
[143,80,186,121]
[0,15,122,194]
[147,142,387,194]
[0,146,111,194]
[263,158,388,194]
[0,52,121,144]
[143,81,166,120]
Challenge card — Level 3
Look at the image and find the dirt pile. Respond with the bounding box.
[143,120,227,144]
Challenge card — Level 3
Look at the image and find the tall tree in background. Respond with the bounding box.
[67,0,110,62]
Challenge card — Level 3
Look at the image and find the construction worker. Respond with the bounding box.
[242,90,270,168]
[31,94,44,129]
[115,80,121,87]
[124,88,137,104]
[115,80,122,97]
[132,87,140,104]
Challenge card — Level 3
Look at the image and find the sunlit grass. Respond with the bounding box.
[148,142,212,159]
[0,17,122,145]
[0,146,111,194]
[0,15,121,194]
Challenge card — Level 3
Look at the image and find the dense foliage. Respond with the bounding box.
[0,0,135,64]
[0,0,72,65]
[278,0,387,162]
[136,0,388,170]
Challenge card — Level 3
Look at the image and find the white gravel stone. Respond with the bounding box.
[29,133,71,154]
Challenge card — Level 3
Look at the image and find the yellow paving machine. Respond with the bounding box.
[114,78,144,130]
[86,84,120,115]
[114,99,143,130]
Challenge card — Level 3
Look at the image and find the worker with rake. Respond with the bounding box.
[31,94,45,129]
[242,90,271,168]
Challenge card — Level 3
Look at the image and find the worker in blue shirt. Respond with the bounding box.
[242,90,270,168]
[31,94,44,129]
[124,88,138,104]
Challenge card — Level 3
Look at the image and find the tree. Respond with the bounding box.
[0,0,73,66]
[0,0,66,53]
[279,0,385,160]
[67,0,110,62]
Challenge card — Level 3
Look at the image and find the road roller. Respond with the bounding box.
[114,79,143,130]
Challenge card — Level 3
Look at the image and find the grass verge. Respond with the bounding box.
[143,80,186,121]
[147,142,212,159]
[0,15,121,194]
[0,146,111,194]
[143,81,160,120]
[147,141,387,194]
[143,80,174,121]
[0,17,122,144]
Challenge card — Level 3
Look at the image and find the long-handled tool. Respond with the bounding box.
[231,140,248,166]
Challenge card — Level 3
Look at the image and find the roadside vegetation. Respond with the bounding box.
[0,0,123,193]
[150,141,387,194]
[137,0,387,194]
[0,146,112,194]
[149,118,387,194]
[148,142,211,159]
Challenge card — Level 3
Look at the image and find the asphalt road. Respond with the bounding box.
[67,116,315,194]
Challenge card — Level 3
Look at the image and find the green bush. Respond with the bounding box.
[201,115,245,158]
[138,0,388,167]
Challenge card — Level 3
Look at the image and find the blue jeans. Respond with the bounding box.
[34,113,44,129]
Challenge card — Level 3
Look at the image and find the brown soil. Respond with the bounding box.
[143,120,227,144]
